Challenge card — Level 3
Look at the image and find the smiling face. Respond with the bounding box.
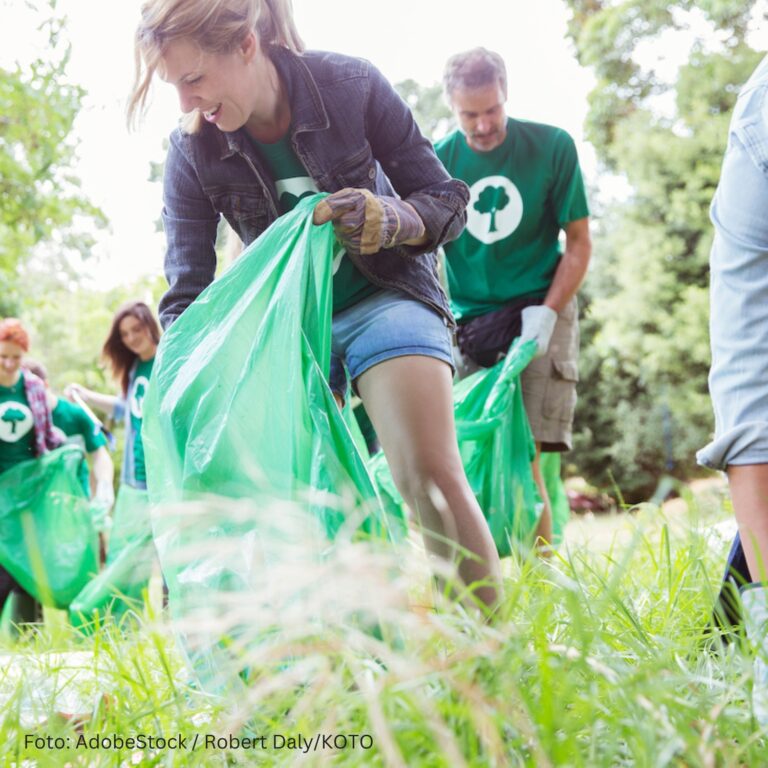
[159,33,275,133]
[0,341,24,388]
[450,82,508,153]
[119,315,156,361]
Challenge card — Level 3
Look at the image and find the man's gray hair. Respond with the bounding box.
[443,47,508,99]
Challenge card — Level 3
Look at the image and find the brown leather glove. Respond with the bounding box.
[313,188,426,256]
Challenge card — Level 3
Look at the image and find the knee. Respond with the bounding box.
[391,457,467,512]
[392,467,434,512]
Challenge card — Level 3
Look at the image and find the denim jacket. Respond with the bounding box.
[159,46,469,329]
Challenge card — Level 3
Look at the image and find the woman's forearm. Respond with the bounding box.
[66,384,119,418]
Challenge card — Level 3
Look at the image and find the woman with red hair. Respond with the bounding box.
[0,318,62,624]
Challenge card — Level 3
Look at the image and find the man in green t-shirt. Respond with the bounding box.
[436,48,592,548]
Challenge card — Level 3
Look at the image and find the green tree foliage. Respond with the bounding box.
[395,79,453,141]
[20,267,168,394]
[0,0,166,486]
[563,0,764,499]
[0,2,157,402]
[0,1,106,308]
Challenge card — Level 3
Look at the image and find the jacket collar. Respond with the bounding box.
[214,46,330,161]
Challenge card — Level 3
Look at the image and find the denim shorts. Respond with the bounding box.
[329,289,454,396]
[697,57,768,470]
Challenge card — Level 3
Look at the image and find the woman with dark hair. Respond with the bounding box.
[68,301,160,490]
[0,318,62,623]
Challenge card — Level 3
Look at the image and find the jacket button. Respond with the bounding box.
[368,167,376,179]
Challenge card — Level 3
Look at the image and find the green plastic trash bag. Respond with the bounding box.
[454,339,540,554]
[89,498,112,535]
[0,445,98,609]
[540,452,570,545]
[369,339,540,557]
[106,485,152,563]
[143,195,389,535]
[69,485,153,627]
[142,196,396,691]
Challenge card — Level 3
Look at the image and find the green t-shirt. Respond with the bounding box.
[435,117,590,321]
[251,135,378,313]
[129,357,154,485]
[0,373,35,475]
[53,398,107,494]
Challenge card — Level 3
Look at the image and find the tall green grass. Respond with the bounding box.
[0,495,764,767]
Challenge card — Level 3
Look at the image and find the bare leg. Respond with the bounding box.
[727,464,768,582]
[728,464,768,724]
[531,443,553,554]
[356,356,501,608]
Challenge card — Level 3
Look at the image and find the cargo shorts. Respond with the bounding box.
[454,296,580,452]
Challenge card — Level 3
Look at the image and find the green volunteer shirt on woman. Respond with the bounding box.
[435,117,590,321]
[53,398,106,494]
[0,373,35,475]
[129,357,154,486]
[250,134,379,313]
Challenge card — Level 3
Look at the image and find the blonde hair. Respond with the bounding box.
[128,0,304,132]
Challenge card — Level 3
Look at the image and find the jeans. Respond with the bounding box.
[698,55,768,470]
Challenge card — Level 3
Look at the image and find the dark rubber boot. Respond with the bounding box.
[712,532,751,641]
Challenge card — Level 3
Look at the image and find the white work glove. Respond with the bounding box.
[520,305,558,358]
[92,481,114,533]
[94,480,115,510]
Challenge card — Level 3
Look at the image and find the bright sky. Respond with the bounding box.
[8,1,763,288]
[1,0,597,287]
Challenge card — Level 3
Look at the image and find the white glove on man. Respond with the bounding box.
[520,305,558,358]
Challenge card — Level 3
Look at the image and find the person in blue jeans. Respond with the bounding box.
[697,55,768,722]
[126,0,501,608]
